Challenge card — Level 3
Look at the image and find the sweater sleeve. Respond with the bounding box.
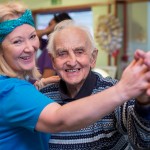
[134,101,150,120]
[115,100,150,149]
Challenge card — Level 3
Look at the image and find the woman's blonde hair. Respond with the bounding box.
[0,2,41,80]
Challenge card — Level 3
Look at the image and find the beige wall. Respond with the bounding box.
[0,0,113,10]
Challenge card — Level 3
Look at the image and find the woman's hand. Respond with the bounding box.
[134,49,150,67]
[34,76,60,90]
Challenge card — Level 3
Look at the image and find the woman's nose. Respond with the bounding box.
[24,41,34,52]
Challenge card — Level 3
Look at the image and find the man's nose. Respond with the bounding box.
[66,53,77,66]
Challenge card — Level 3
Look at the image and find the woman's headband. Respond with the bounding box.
[0,9,35,43]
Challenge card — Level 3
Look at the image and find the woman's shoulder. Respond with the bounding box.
[0,75,33,93]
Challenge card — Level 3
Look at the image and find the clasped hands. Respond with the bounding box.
[134,49,150,106]
[110,49,150,106]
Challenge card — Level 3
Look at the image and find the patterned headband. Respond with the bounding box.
[0,9,35,43]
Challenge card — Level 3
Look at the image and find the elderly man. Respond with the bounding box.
[40,20,150,150]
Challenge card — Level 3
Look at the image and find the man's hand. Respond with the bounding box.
[137,94,150,106]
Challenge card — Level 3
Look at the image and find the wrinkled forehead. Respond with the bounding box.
[56,26,86,36]
[52,31,92,58]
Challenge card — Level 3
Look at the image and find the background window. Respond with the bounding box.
[35,9,93,38]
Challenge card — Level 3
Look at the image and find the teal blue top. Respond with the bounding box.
[0,75,54,150]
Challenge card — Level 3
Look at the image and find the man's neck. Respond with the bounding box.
[66,82,84,98]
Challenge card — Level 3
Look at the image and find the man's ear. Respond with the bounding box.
[48,53,56,70]
[90,48,98,68]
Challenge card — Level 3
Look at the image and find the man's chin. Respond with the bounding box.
[66,81,81,86]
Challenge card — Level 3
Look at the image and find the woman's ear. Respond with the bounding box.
[90,48,98,68]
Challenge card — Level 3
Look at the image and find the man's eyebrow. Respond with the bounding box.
[74,46,87,51]
[73,46,85,49]
[55,48,67,52]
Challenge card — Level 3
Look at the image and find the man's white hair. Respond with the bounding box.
[47,19,96,57]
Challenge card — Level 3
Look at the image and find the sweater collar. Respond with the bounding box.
[59,71,97,101]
